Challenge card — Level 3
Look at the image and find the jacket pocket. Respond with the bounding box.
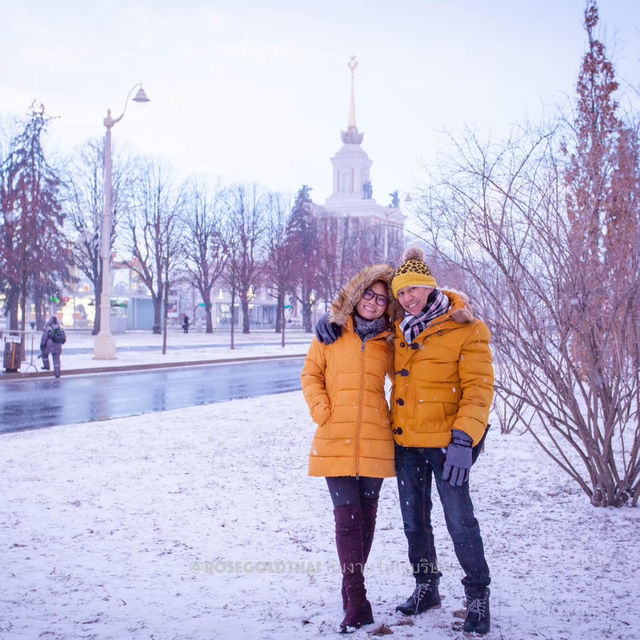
[312,403,331,427]
[413,389,458,433]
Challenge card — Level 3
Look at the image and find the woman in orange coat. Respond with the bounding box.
[301,264,396,633]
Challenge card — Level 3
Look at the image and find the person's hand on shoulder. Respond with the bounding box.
[315,312,342,344]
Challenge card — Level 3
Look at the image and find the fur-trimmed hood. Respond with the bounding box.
[443,288,474,324]
[328,264,398,327]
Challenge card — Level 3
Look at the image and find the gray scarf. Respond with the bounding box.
[353,314,388,344]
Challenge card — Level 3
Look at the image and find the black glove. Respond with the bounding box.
[443,429,473,487]
[314,312,342,344]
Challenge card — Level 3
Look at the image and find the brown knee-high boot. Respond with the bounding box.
[361,497,378,564]
[341,498,378,611]
[334,504,374,633]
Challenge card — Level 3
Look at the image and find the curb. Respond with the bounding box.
[1,353,306,381]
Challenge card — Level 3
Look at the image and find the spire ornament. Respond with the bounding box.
[341,55,364,145]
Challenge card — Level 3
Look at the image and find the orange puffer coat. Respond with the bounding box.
[302,264,396,478]
[390,290,494,448]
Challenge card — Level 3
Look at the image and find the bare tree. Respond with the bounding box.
[63,138,131,333]
[223,183,266,335]
[414,2,640,508]
[221,214,240,349]
[314,216,352,310]
[314,213,393,312]
[181,180,227,333]
[562,0,640,381]
[122,158,185,336]
[264,192,296,344]
[415,120,640,507]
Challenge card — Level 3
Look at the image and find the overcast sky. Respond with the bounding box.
[2,0,639,206]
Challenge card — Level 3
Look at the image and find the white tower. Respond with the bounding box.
[318,56,405,262]
[326,56,374,206]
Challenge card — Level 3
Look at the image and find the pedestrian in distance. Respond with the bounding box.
[302,264,397,634]
[182,314,190,334]
[40,317,66,378]
[316,247,494,635]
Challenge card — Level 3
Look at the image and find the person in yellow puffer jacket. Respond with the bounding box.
[301,264,396,633]
[390,247,493,635]
[315,247,494,635]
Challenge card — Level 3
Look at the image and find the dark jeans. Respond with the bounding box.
[326,476,383,508]
[395,444,490,589]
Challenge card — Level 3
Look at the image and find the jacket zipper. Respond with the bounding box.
[354,340,366,478]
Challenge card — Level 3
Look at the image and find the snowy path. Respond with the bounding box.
[1,391,639,639]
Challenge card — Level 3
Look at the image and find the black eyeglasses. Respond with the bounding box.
[362,289,389,307]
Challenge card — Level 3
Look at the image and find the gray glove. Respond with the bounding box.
[314,312,342,344]
[443,429,473,487]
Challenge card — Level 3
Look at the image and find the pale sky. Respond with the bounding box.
[2,0,639,207]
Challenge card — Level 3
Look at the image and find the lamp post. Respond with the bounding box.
[94,83,150,359]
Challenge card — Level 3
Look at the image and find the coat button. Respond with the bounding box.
[400,342,406,348]
[396,428,403,435]
[400,369,409,377]
[396,398,405,406]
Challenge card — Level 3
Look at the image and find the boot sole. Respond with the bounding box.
[395,602,441,616]
[339,619,374,634]
[463,623,490,634]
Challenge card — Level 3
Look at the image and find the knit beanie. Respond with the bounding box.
[391,246,437,298]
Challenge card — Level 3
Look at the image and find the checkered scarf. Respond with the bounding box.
[399,289,450,344]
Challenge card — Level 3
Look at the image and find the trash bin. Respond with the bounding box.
[3,341,22,372]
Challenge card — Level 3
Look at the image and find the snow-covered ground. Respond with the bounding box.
[1,386,639,639]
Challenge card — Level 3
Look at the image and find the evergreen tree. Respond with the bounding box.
[0,103,68,331]
[287,185,319,333]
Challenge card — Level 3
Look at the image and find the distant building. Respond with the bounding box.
[313,56,406,265]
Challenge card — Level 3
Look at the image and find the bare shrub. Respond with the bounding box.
[415,124,640,507]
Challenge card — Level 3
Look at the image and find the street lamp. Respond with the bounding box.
[94,83,150,359]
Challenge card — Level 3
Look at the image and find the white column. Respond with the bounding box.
[93,113,116,359]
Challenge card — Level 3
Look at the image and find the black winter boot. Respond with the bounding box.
[463,587,490,634]
[395,578,441,615]
[334,505,374,633]
[341,498,378,612]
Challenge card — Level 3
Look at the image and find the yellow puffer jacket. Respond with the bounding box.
[390,290,494,448]
[301,264,396,478]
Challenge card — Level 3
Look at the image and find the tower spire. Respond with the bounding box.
[341,55,364,144]
[348,55,357,128]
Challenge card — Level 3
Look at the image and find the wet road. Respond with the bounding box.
[0,357,304,434]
